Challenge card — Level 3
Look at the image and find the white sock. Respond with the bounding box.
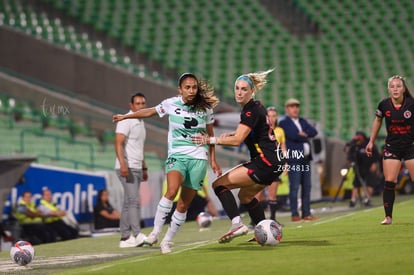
[152,196,173,235]
[162,210,187,243]
[231,216,241,224]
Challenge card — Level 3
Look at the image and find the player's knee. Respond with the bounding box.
[214,185,229,197]
[384,181,396,190]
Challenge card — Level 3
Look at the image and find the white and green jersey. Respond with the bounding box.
[155,96,214,160]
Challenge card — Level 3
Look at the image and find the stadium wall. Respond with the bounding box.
[0,26,235,114]
[0,26,177,112]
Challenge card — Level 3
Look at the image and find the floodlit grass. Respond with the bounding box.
[1,196,414,274]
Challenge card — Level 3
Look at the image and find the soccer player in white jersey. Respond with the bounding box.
[113,73,221,254]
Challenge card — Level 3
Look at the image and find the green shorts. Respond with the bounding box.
[165,157,208,190]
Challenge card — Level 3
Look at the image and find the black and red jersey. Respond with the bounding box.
[376,96,414,149]
[239,99,278,165]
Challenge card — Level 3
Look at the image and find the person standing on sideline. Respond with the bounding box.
[279,98,318,222]
[254,106,287,222]
[366,75,414,225]
[114,92,148,248]
[113,73,221,253]
[192,69,284,243]
[37,188,79,241]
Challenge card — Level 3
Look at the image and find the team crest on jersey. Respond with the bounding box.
[404,110,412,119]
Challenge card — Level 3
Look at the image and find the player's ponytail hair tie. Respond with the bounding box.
[236,69,275,94]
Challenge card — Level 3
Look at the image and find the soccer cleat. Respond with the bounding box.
[135,232,147,247]
[247,236,257,243]
[119,235,139,248]
[218,223,249,243]
[143,232,159,246]
[381,216,392,225]
[160,241,173,254]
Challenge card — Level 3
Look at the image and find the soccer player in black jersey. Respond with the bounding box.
[366,75,414,225]
[192,69,284,243]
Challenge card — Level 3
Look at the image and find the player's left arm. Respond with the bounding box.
[192,123,251,146]
[302,119,318,138]
[216,123,251,146]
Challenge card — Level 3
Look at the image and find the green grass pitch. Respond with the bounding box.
[1,196,414,274]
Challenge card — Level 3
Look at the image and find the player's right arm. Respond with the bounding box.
[113,107,157,122]
[366,116,382,157]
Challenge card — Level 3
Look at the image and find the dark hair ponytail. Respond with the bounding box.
[178,73,219,110]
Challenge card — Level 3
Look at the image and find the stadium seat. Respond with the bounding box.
[2,0,414,140]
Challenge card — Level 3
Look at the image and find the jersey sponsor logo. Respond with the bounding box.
[404,110,412,119]
[175,107,206,117]
[389,125,412,135]
[183,117,198,128]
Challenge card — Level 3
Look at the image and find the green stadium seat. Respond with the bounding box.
[3,0,413,141]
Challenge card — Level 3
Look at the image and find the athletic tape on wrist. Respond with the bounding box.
[209,137,217,144]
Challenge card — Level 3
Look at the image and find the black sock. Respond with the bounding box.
[383,181,396,218]
[269,200,278,220]
[214,185,239,220]
[242,198,265,225]
[259,200,268,211]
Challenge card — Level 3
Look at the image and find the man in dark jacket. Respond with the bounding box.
[279,98,318,222]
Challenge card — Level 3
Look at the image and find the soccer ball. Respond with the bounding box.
[10,240,35,266]
[196,212,213,228]
[254,219,282,246]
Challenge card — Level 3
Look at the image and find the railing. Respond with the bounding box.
[20,128,96,167]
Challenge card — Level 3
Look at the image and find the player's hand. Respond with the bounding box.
[365,142,373,157]
[211,160,222,177]
[120,165,129,178]
[142,170,148,181]
[191,132,210,146]
[112,114,124,122]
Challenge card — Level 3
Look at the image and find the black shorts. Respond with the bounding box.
[383,145,414,161]
[243,157,282,185]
